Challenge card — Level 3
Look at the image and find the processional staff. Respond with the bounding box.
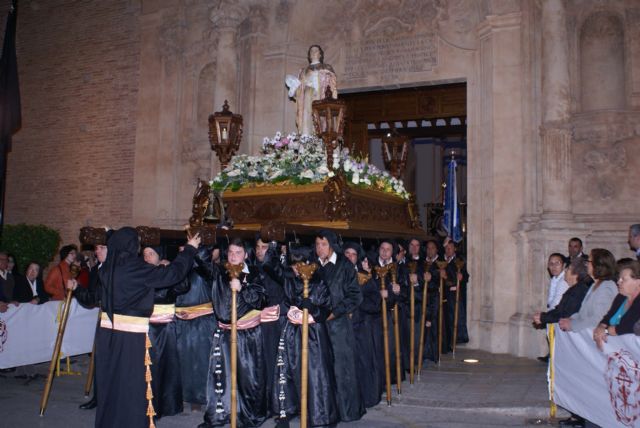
[40,264,81,415]
[374,264,392,406]
[416,259,432,379]
[225,261,245,428]
[84,308,101,397]
[407,261,417,384]
[452,258,465,357]
[293,262,318,428]
[389,263,402,395]
[436,261,448,365]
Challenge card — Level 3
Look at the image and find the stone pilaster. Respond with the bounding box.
[210,2,248,112]
[540,0,572,218]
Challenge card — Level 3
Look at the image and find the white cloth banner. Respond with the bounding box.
[0,300,99,369]
[553,327,640,428]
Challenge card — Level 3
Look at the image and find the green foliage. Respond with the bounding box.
[0,224,61,273]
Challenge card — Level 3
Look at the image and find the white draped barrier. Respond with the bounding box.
[553,327,640,428]
[0,300,99,369]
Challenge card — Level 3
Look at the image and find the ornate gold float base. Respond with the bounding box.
[220,177,424,239]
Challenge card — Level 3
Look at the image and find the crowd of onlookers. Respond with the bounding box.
[532,224,640,428]
[0,244,98,313]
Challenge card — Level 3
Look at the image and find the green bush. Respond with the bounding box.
[0,224,61,273]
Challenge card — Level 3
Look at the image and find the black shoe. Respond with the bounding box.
[79,397,97,410]
[559,417,584,427]
[537,355,549,363]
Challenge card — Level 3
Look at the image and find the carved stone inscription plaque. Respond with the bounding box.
[343,32,437,80]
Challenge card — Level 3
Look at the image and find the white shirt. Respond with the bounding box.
[27,278,38,297]
[378,257,392,267]
[426,256,438,264]
[0,270,7,280]
[319,251,337,267]
[547,271,569,309]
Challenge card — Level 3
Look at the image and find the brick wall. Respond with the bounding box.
[3,0,141,253]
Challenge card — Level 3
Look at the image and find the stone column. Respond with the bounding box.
[540,0,571,217]
[210,3,247,112]
[209,2,247,175]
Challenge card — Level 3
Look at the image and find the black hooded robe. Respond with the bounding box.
[175,248,217,405]
[148,278,190,418]
[316,253,365,422]
[201,265,268,428]
[274,269,339,427]
[95,228,196,428]
[352,270,383,407]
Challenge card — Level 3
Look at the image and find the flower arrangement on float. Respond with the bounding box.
[210,132,411,200]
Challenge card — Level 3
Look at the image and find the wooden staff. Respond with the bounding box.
[40,285,75,415]
[436,261,448,365]
[452,259,465,357]
[416,260,433,379]
[389,263,402,395]
[374,264,392,406]
[225,262,245,428]
[84,308,101,396]
[407,261,417,384]
[294,262,318,428]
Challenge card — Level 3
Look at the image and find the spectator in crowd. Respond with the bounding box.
[537,253,569,363]
[533,258,591,327]
[628,224,640,261]
[567,238,587,262]
[0,251,16,312]
[13,262,48,304]
[7,254,18,275]
[44,244,78,300]
[593,260,640,349]
[559,249,617,333]
[547,253,569,311]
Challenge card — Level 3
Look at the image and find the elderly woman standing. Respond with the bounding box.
[593,260,640,349]
[559,249,617,333]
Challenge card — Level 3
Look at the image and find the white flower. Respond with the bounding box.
[300,169,315,179]
[226,169,242,177]
[317,165,329,175]
[275,131,282,140]
[248,170,258,178]
[328,171,335,178]
[352,173,360,185]
[343,159,352,172]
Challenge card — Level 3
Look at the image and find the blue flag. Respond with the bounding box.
[442,158,462,243]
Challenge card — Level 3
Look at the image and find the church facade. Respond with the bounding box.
[5,0,640,357]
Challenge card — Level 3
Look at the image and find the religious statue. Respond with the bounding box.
[285,45,337,135]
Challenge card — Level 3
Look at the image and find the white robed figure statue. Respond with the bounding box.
[285,45,338,136]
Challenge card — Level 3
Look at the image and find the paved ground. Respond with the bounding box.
[0,346,573,428]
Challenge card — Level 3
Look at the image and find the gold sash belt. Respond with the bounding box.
[150,304,175,324]
[175,302,214,320]
[218,309,262,331]
[100,313,150,334]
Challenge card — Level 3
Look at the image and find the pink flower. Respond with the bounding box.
[281,138,290,146]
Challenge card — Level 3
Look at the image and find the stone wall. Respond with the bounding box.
[4,0,141,247]
[3,0,640,357]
